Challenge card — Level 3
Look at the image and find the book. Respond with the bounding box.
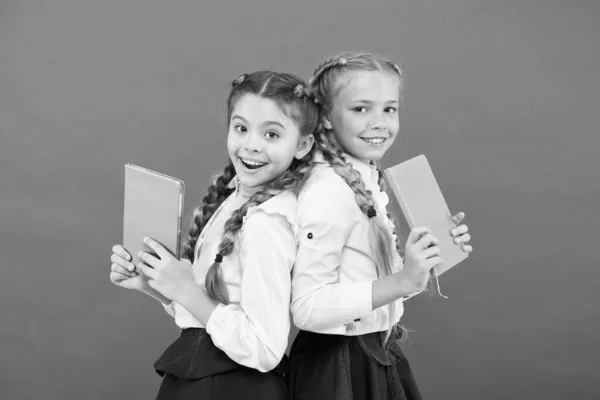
[383,154,468,275]
[122,164,184,265]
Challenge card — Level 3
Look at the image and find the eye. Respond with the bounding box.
[352,106,368,113]
[384,107,398,114]
[234,124,247,133]
[264,130,279,139]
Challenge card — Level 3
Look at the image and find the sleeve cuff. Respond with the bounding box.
[402,285,426,301]
[342,281,373,322]
[205,303,229,337]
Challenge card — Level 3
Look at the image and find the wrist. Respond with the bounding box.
[180,284,220,326]
[395,269,428,296]
[141,286,171,305]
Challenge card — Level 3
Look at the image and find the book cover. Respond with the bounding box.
[383,154,467,275]
[123,164,184,265]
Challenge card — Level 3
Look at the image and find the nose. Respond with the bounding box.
[370,110,387,131]
[243,131,262,153]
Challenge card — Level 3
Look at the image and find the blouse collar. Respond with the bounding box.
[343,153,380,186]
[227,175,265,198]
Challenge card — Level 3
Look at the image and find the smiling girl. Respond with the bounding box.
[288,52,473,400]
[109,71,318,400]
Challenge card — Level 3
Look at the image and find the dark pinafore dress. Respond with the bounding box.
[154,328,289,400]
[288,329,423,400]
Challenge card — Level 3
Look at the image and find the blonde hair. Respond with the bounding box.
[310,51,404,112]
[310,52,406,343]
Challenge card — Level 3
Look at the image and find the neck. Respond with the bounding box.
[344,152,376,169]
[238,182,265,198]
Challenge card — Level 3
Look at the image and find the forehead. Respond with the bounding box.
[333,70,401,103]
[231,93,293,125]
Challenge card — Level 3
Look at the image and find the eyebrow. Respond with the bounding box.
[264,120,286,129]
[231,115,286,129]
[351,99,400,105]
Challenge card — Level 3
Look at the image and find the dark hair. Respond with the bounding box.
[183,71,320,304]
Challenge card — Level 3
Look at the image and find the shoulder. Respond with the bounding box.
[242,189,299,239]
[298,163,358,217]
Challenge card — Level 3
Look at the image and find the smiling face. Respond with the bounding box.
[227,93,314,188]
[323,70,402,163]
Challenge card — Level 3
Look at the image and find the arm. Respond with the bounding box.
[372,270,427,309]
[201,211,294,372]
[291,172,424,331]
[142,287,172,306]
[291,173,373,330]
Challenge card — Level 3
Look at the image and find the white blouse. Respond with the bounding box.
[163,177,298,372]
[291,152,421,336]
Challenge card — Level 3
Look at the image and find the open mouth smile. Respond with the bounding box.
[239,157,268,170]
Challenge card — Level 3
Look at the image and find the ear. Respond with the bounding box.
[295,134,315,160]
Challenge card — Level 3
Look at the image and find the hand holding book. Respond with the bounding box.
[384,155,473,282]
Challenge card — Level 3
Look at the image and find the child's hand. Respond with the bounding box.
[403,227,443,290]
[109,245,151,291]
[451,212,473,253]
[135,238,197,305]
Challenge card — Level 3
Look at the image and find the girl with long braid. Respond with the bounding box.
[109,71,318,400]
[288,52,473,400]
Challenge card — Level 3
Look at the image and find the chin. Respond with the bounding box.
[356,151,386,163]
[237,175,263,188]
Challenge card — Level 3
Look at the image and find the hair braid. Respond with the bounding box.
[314,132,396,276]
[204,151,315,304]
[182,162,236,262]
[314,129,403,343]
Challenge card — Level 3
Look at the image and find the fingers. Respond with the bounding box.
[421,245,441,259]
[415,233,439,250]
[138,250,160,269]
[450,224,468,237]
[450,223,472,252]
[110,271,131,284]
[111,253,136,272]
[452,212,465,225]
[426,256,444,270]
[407,227,432,244]
[143,237,171,260]
[112,244,132,261]
[453,233,471,245]
[136,262,157,279]
[111,262,137,278]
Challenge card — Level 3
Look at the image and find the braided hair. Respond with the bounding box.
[309,52,407,343]
[201,71,320,304]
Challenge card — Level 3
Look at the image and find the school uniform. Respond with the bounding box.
[155,176,298,400]
[288,153,424,400]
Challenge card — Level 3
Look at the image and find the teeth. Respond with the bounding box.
[362,138,385,144]
[241,158,267,168]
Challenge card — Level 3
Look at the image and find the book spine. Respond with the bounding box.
[176,182,184,260]
[383,168,416,228]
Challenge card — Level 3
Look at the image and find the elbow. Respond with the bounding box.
[292,311,314,331]
[255,347,285,373]
[291,299,320,331]
[256,359,280,373]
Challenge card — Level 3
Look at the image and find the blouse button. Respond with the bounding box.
[307,232,313,239]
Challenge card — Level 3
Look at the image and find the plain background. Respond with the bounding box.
[1,1,599,399]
